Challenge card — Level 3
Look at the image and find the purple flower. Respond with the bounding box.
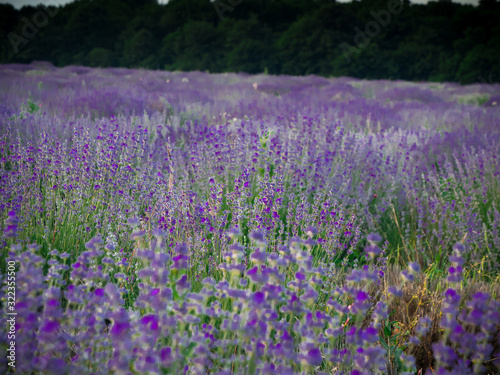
[249,230,265,244]
[3,224,19,238]
[300,288,318,304]
[306,226,318,238]
[252,291,265,305]
[6,211,19,224]
[172,255,188,270]
[4,211,19,238]
[303,238,317,249]
[401,269,414,282]
[160,347,172,365]
[41,320,60,334]
[303,347,322,366]
[433,342,458,367]
[444,288,461,305]
[176,274,190,291]
[295,271,306,281]
[141,314,159,331]
[110,321,130,338]
[227,289,248,299]
[356,291,369,302]
[367,233,382,243]
[174,243,189,255]
[449,255,465,267]
[278,245,290,256]
[247,266,258,276]
[447,266,463,283]
[127,217,140,227]
[250,250,267,265]
[409,262,421,274]
[131,229,146,240]
[152,228,166,238]
[388,286,403,298]
[365,245,381,258]
[452,243,465,254]
[226,227,241,239]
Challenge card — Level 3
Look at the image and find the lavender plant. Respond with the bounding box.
[0,62,499,374]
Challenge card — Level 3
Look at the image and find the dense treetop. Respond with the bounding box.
[1,0,499,83]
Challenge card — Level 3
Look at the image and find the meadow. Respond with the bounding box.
[0,61,499,374]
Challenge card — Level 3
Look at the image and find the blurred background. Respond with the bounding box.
[0,0,499,84]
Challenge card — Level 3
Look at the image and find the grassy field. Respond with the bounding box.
[0,62,499,374]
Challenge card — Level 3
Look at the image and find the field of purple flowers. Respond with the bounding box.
[0,61,499,374]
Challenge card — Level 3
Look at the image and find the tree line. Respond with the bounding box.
[1,0,499,83]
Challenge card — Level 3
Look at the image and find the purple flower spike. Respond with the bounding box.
[127,217,140,227]
[174,243,189,255]
[365,245,381,258]
[367,233,382,243]
[176,274,191,291]
[4,211,19,238]
[226,227,241,239]
[94,288,105,297]
[105,243,116,251]
[444,288,461,303]
[452,243,465,254]
[131,229,146,240]
[303,238,317,249]
[110,321,130,338]
[4,224,19,238]
[401,269,414,283]
[388,286,403,298]
[6,211,19,224]
[249,230,265,244]
[160,347,172,365]
[409,262,421,274]
[247,266,258,276]
[295,271,306,281]
[303,347,323,366]
[152,228,166,238]
[250,250,267,265]
[305,226,318,238]
[356,291,369,302]
[252,291,265,305]
[278,245,290,256]
[172,255,188,270]
[84,240,95,250]
[41,320,60,334]
[141,314,158,326]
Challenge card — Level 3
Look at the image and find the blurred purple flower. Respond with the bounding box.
[409,262,421,274]
[41,320,60,334]
[226,227,241,239]
[305,226,318,238]
[303,347,322,366]
[367,233,382,243]
[249,230,265,244]
[127,217,140,227]
[4,210,19,238]
[252,291,265,305]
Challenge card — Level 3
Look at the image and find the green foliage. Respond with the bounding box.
[86,47,115,67]
[1,0,499,82]
[380,315,413,373]
[8,92,40,120]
